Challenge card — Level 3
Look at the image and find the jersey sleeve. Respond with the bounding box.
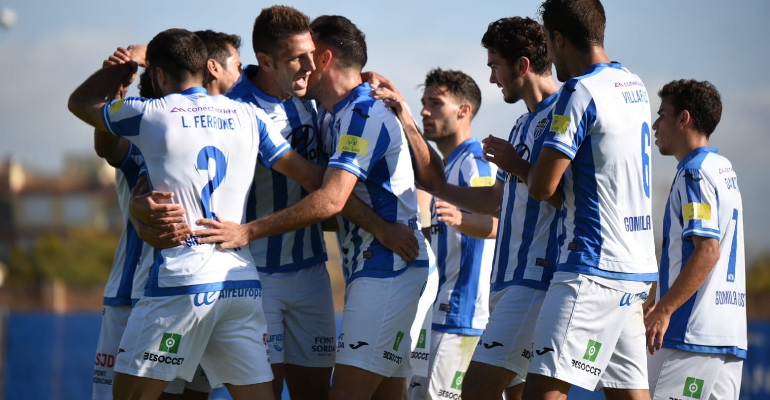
[543,80,597,159]
[101,97,148,139]
[677,168,720,240]
[327,102,387,181]
[253,107,291,168]
[459,154,497,213]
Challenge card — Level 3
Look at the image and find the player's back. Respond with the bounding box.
[545,63,656,279]
[104,87,272,294]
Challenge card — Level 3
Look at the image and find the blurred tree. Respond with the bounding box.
[5,228,119,285]
[747,253,770,294]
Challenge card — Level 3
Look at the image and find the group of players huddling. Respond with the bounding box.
[68,1,747,400]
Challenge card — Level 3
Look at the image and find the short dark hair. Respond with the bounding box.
[137,69,158,98]
[252,5,311,57]
[195,30,241,67]
[310,15,367,71]
[146,28,207,82]
[658,79,722,137]
[538,0,606,51]
[423,68,482,118]
[481,17,551,75]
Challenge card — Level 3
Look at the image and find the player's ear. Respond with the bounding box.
[458,103,472,119]
[678,109,691,130]
[319,49,333,72]
[207,59,219,78]
[256,52,272,71]
[518,56,531,77]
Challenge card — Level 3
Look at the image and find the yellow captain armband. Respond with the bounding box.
[337,135,370,156]
[682,202,711,221]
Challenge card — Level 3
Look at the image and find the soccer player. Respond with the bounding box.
[499,1,657,398]
[195,30,243,95]
[429,17,560,400]
[404,68,497,400]
[645,79,745,399]
[68,28,304,400]
[195,15,444,400]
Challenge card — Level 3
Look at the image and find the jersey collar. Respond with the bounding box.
[179,87,207,95]
[445,137,479,166]
[333,82,371,114]
[581,62,624,77]
[239,65,282,103]
[677,147,718,169]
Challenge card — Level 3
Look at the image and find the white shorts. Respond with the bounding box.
[409,265,439,378]
[527,272,650,391]
[336,266,428,378]
[648,348,743,400]
[115,287,272,387]
[163,366,212,394]
[409,331,479,400]
[471,285,546,378]
[261,263,336,367]
[93,305,132,400]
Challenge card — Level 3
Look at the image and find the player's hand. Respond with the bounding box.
[129,210,190,249]
[126,44,148,68]
[370,87,407,115]
[376,222,419,262]
[105,47,132,67]
[482,135,524,176]
[362,71,402,96]
[435,199,462,227]
[130,190,187,230]
[194,219,250,250]
[644,304,670,355]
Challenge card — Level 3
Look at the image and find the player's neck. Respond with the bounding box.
[321,69,363,111]
[568,46,611,79]
[523,74,560,113]
[435,129,472,159]
[251,68,292,101]
[675,131,710,162]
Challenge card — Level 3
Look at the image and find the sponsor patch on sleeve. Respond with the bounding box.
[337,134,370,156]
[682,202,711,221]
[550,114,570,134]
[471,176,495,187]
[109,99,125,115]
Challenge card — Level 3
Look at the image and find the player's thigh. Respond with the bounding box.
[113,372,169,400]
[473,286,545,377]
[504,381,525,400]
[283,264,336,368]
[329,364,385,400]
[225,382,275,400]
[201,292,272,387]
[270,364,285,400]
[647,348,725,400]
[462,360,517,400]
[181,365,212,397]
[93,305,132,400]
[284,364,332,400]
[336,267,427,379]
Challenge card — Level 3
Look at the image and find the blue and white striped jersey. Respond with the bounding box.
[430,137,496,335]
[103,143,152,306]
[543,63,656,280]
[227,65,327,273]
[492,93,560,291]
[102,87,291,296]
[323,82,431,283]
[659,147,746,358]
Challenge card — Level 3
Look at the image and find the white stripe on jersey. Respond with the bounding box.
[491,93,560,292]
[102,87,291,295]
[227,66,327,273]
[103,143,151,305]
[658,147,746,357]
[430,137,495,334]
[543,63,656,280]
[324,82,430,283]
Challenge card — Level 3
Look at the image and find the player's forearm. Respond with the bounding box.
[94,128,129,166]
[401,117,446,193]
[339,194,387,238]
[455,213,498,239]
[245,188,344,242]
[69,63,133,129]
[655,239,720,316]
[438,184,500,216]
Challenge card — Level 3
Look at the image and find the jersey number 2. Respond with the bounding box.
[197,146,227,221]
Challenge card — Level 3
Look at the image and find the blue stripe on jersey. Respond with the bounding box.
[662,342,747,359]
[148,248,163,291]
[664,237,696,343]
[659,194,674,298]
[564,134,602,266]
[144,280,262,297]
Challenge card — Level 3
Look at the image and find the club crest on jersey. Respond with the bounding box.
[337,134,369,156]
[533,117,549,139]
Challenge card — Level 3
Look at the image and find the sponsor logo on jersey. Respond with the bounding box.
[416,329,427,349]
[570,359,601,376]
[349,341,369,350]
[159,333,182,353]
[583,339,601,362]
[142,352,185,365]
[683,202,711,221]
[93,369,113,386]
[94,353,115,368]
[393,331,405,351]
[550,115,570,134]
[382,350,403,364]
[683,377,705,399]
[536,347,554,355]
[337,134,370,156]
[450,371,465,390]
[483,341,503,349]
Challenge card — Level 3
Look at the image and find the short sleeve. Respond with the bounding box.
[677,168,720,239]
[327,102,387,181]
[101,97,148,138]
[542,81,597,160]
[254,107,291,168]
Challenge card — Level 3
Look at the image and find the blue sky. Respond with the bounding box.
[0,0,768,260]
